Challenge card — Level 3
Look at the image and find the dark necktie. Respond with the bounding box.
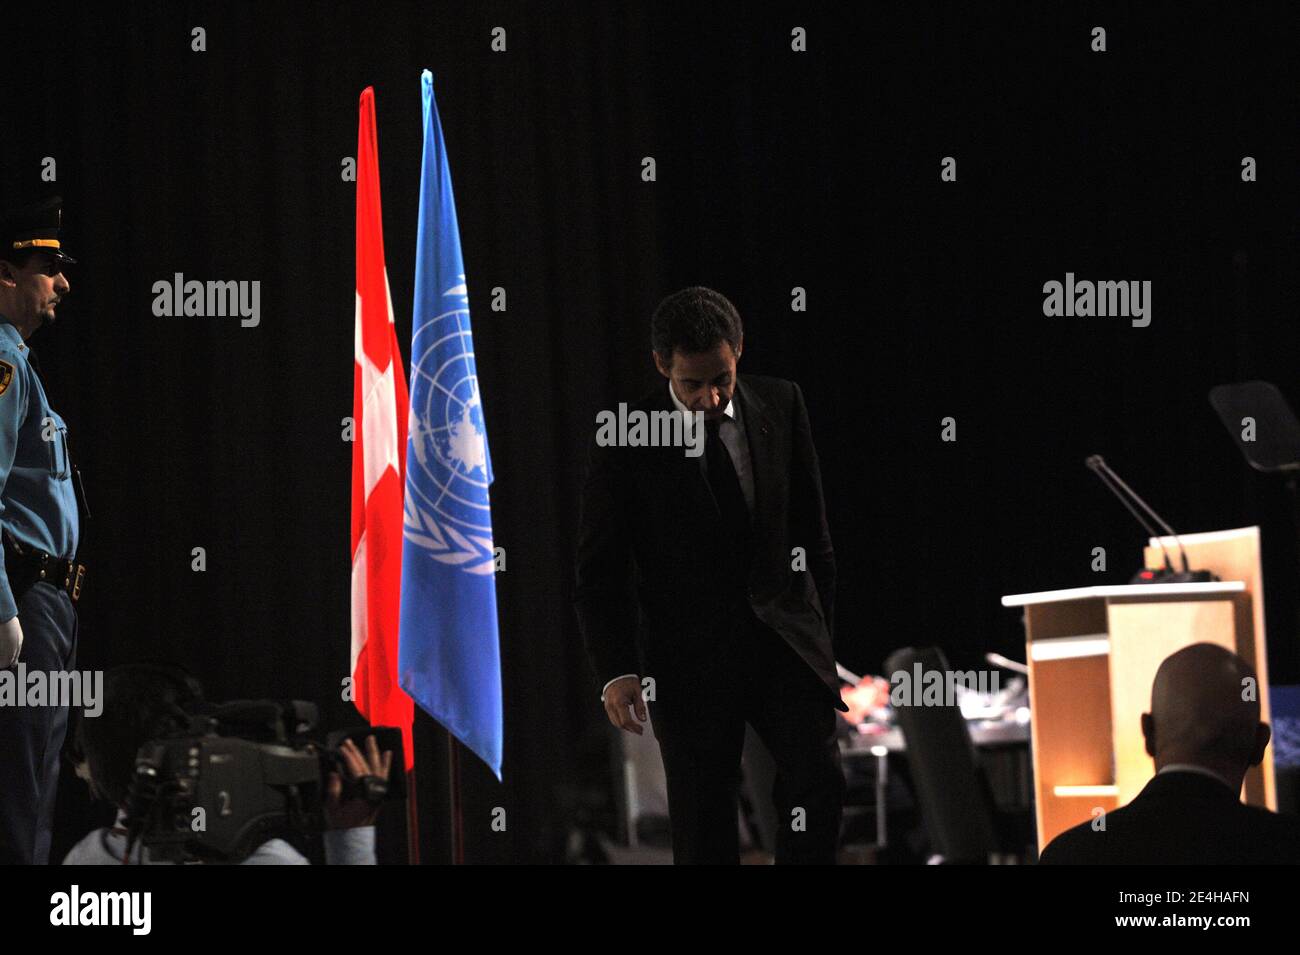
[705,417,750,548]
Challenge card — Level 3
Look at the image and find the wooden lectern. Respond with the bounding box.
[1001,527,1275,849]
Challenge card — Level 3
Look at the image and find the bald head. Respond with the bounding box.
[1141,643,1270,787]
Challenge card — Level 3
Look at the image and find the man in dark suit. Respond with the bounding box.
[1039,642,1300,865]
[574,286,847,864]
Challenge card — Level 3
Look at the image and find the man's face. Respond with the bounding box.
[653,339,742,420]
[0,252,70,327]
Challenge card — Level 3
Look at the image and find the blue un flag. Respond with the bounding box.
[399,70,503,779]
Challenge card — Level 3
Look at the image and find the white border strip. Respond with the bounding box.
[1002,581,1244,607]
[1053,784,1119,798]
[1030,635,1110,661]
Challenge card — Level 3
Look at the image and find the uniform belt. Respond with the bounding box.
[30,553,87,603]
[2,534,86,604]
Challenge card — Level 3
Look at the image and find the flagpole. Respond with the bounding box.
[406,769,421,865]
[449,734,465,864]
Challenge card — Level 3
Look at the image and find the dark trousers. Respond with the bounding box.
[649,608,844,864]
[0,582,78,864]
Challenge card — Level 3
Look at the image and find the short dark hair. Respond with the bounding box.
[76,665,205,806]
[650,287,743,367]
[0,248,36,270]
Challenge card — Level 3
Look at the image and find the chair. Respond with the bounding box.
[883,646,1000,864]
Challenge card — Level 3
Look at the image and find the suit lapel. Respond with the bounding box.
[736,376,777,538]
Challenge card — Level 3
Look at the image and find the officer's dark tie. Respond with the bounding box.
[705,417,750,547]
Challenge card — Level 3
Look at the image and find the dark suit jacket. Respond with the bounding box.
[1038,770,1300,865]
[574,374,846,710]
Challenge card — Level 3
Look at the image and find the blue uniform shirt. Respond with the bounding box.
[0,320,80,621]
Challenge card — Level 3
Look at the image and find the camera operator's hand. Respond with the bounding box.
[325,735,393,830]
[0,616,23,668]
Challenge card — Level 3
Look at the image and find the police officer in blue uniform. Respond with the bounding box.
[0,195,87,864]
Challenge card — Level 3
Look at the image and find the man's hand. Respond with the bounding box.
[324,736,393,830]
[603,676,647,735]
[0,616,22,668]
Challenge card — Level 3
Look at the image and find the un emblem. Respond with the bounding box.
[404,277,496,575]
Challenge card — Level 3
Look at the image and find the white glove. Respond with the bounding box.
[0,616,23,668]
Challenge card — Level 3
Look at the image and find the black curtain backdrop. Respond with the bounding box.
[3,1,1298,862]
